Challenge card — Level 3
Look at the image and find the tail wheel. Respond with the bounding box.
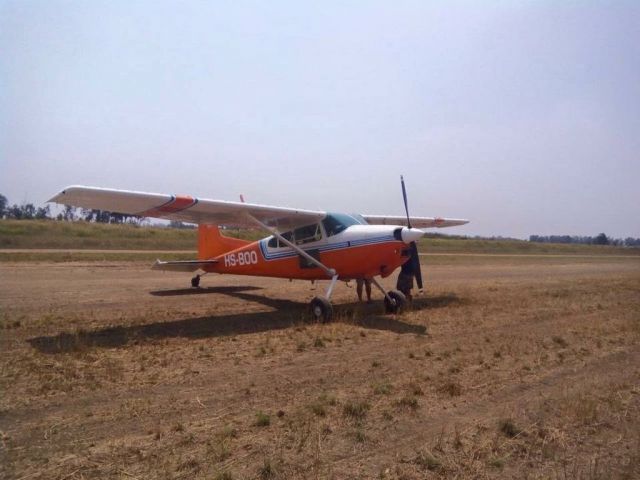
[191,275,201,288]
[384,290,407,314]
[310,296,333,322]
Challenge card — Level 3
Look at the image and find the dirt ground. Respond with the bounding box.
[1,256,639,479]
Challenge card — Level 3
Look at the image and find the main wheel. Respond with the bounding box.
[384,290,407,314]
[191,275,201,288]
[310,296,333,322]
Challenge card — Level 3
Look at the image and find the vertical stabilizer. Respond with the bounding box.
[198,224,251,260]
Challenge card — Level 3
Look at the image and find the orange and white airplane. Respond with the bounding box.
[49,178,468,320]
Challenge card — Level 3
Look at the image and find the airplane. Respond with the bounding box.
[49,178,468,321]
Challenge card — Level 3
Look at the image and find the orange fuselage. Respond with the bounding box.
[202,234,409,280]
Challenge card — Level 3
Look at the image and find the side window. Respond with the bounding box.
[267,230,294,248]
[293,223,322,245]
[282,231,293,243]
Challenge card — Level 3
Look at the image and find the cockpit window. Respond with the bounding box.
[266,213,366,247]
[322,213,365,237]
[266,224,321,248]
[293,223,322,245]
[349,213,368,225]
[267,230,293,248]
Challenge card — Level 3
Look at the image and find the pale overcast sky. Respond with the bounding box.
[1,1,639,238]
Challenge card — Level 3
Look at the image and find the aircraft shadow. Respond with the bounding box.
[28,292,461,354]
[149,286,262,297]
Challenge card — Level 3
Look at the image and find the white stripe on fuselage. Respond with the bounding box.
[259,225,401,261]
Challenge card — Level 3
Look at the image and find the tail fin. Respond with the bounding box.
[198,224,251,260]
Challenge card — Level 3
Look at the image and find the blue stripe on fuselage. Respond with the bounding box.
[258,235,395,261]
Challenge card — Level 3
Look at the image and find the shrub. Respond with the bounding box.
[437,380,462,397]
[499,418,521,438]
[398,396,419,410]
[415,450,442,471]
[552,336,569,348]
[255,411,271,427]
[343,401,370,421]
[373,382,392,395]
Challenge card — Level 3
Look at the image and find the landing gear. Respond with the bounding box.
[383,289,407,314]
[191,274,201,288]
[369,277,407,314]
[309,274,339,322]
[310,296,333,322]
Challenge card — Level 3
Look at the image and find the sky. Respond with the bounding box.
[1,1,639,238]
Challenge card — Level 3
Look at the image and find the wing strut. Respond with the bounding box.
[246,214,336,278]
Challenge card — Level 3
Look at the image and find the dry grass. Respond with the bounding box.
[0,256,639,479]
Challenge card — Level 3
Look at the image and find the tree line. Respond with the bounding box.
[0,194,141,224]
[2,193,639,245]
[529,234,640,247]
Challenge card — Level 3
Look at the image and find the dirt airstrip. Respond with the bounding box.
[1,256,639,479]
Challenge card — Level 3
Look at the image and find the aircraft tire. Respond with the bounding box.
[191,275,200,288]
[384,290,406,314]
[310,296,333,322]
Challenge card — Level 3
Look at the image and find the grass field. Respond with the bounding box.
[1,220,637,262]
[0,219,198,250]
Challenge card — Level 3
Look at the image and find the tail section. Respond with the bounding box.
[198,224,251,260]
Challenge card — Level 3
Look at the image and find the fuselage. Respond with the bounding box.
[203,224,410,280]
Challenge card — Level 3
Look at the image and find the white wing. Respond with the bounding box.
[49,186,325,230]
[362,215,469,228]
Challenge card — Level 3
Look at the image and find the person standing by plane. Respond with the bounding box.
[396,260,414,301]
[356,278,372,303]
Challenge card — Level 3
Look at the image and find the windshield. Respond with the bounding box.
[322,213,366,237]
[349,213,368,225]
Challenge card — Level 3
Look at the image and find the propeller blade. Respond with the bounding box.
[401,175,423,291]
[410,242,424,290]
[400,175,411,229]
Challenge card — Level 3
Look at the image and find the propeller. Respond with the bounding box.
[400,175,424,292]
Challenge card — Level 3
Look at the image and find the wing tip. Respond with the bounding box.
[48,185,90,203]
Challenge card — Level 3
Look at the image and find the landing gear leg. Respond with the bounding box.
[370,277,407,314]
[310,274,339,322]
[191,274,201,288]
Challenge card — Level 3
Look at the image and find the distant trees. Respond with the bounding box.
[624,237,640,247]
[0,193,143,224]
[57,207,143,224]
[529,233,639,247]
[35,206,50,219]
[0,194,7,218]
[5,202,36,219]
[2,192,640,245]
[168,220,195,229]
[0,193,50,220]
[60,205,76,221]
[593,233,609,245]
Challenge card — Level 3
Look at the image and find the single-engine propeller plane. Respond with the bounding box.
[49,178,468,320]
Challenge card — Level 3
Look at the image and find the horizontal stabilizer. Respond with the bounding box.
[152,259,218,272]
